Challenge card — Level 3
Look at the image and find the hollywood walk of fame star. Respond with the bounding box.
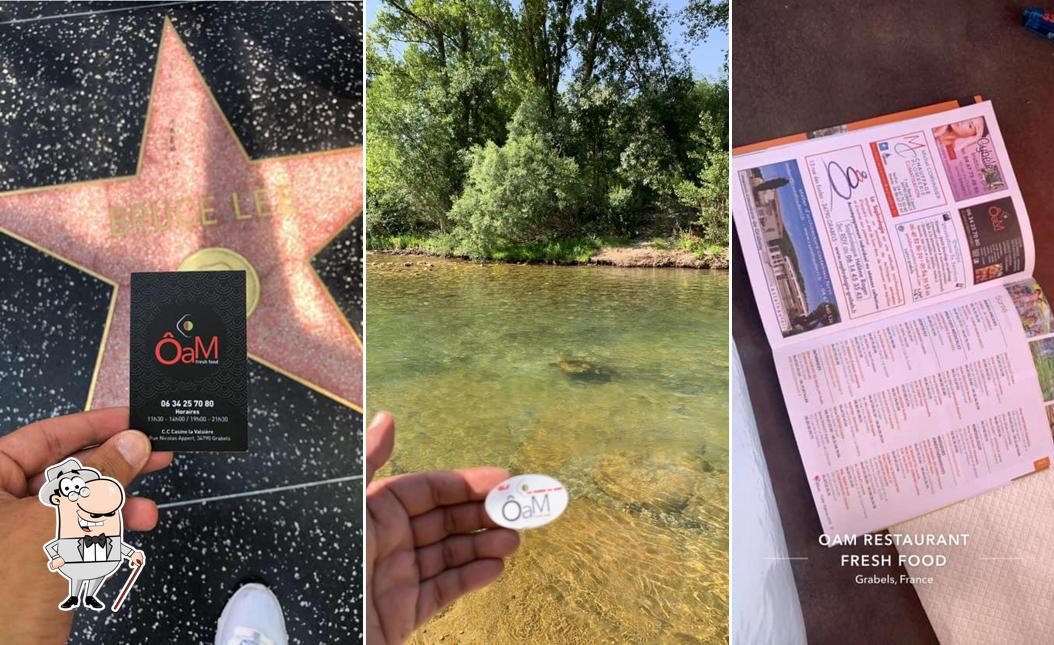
[0,19,362,410]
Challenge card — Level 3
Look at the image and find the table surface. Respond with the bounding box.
[732,0,1054,641]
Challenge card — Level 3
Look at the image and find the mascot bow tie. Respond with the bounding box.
[81,534,111,548]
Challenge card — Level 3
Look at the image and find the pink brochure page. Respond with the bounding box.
[772,282,1054,537]
[731,101,1034,351]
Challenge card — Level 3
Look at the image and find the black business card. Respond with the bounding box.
[129,271,247,451]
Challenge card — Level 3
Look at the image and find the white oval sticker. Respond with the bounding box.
[485,474,568,529]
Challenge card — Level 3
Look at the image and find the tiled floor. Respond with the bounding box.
[0,2,363,641]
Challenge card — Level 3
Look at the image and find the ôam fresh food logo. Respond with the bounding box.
[177,313,194,337]
[154,313,219,366]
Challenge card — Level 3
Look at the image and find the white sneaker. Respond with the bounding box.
[215,583,289,645]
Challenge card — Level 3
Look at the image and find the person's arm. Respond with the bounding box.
[365,412,520,645]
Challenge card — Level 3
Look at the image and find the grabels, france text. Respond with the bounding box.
[154,331,219,366]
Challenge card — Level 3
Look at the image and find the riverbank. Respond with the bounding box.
[590,243,726,269]
[368,236,729,269]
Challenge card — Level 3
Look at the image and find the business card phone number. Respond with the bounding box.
[159,399,215,408]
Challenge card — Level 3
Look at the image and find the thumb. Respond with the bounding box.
[365,412,394,485]
[82,430,152,487]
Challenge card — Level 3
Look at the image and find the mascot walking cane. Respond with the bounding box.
[39,457,146,611]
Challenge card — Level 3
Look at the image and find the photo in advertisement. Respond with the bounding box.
[1006,279,1054,337]
[1030,336,1054,401]
[737,160,840,336]
[932,116,1007,201]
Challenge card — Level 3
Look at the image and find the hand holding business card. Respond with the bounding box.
[129,271,248,451]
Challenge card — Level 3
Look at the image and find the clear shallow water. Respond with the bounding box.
[366,255,729,643]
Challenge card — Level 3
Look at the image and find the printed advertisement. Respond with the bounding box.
[737,160,841,337]
[1031,337,1054,401]
[932,116,1007,201]
[870,131,946,216]
[958,196,1025,284]
[733,100,1035,351]
[894,212,967,301]
[1007,279,1054,338]
[804,145,904,319]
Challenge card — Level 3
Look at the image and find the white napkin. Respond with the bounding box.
[894,468,1054,643]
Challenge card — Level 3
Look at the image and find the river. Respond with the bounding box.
[366,254,728,643]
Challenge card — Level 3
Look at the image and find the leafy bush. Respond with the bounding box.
[606,185,650,234]
[365,131,419,237]
[651,237,673,250]
[366,232,458,255]
[489,237,604,263]
[616,115,685,220]
[449,128,585,259]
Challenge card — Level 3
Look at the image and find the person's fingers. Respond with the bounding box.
[365,412,395,485]
[415,559,506,627]
[379,467,509,517]
[138,450,173,476]
[81,430,152,488]
[0,407,130,477]
[410,501,498,546]
[122,496,159,532]
[364,485,411,554]
[416,529,520,580]
[27,450,173,495]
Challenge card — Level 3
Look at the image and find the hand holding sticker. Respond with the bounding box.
[485,474,569,530]
[365,412,522,644]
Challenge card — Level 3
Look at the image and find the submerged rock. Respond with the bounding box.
[552,358,616,383]
[592,450,726,531]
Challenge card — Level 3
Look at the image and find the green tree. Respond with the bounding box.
[682,0,729,43]
[366,1,512,234]
[367,0,730,261]
[676,78,729,247]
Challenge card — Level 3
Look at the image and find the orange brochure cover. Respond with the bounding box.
[732,96,983,157]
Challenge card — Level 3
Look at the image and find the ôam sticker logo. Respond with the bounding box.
[485,474,568,530]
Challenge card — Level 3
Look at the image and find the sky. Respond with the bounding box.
[363,0,728,80]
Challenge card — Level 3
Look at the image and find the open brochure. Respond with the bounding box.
[732,100,1054,536]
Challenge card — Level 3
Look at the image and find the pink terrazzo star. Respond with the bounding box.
[0,20,362,409]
